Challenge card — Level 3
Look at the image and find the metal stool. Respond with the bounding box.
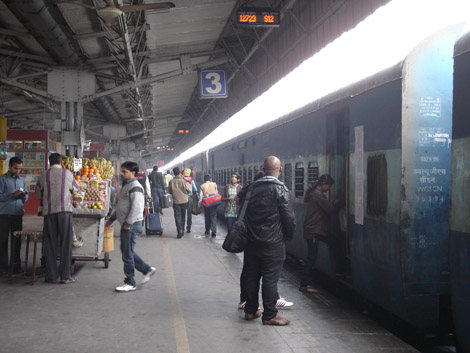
[9,231,44,284]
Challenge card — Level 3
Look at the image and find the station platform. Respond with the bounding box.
[0,212,418,353]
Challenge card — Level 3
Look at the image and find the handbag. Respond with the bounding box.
[201,193,222,207]
[222,184,254,253]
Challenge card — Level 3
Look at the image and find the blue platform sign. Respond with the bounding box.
[199,70,228,99]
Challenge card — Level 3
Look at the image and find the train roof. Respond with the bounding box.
[454,24,470,57]
[208,60,404,154]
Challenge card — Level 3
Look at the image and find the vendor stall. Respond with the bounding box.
[68,158,115,269]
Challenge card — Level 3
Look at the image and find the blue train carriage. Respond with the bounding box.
[349,23,464,330]
[450,23,470,352]
[199,22,462,331]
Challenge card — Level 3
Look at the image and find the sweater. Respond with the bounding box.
[109,178,144,226]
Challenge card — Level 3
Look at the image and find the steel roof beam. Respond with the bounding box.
[87,56,229,102]
[72,24,150,41]
[0,49,56,65]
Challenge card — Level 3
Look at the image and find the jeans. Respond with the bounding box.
[0,215,23,273]
[300,238,319,287]
[244,242,286,321]
[173,203,187,234]
[186,196,193,231]
[151,187,164,213]
[120,222,151,286]
[225,216,237,233]
[204,205,217,233]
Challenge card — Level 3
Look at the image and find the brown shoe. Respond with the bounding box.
[177,232,183,239]
[244,310,261,320]
[263,314,290,326]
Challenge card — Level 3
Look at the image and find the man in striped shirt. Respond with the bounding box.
[36,153,79,284]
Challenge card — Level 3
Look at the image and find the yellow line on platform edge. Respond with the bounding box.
[162,238,191,353]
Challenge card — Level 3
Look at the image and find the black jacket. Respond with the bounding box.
[238,176,296,245]
[149,171,166,190]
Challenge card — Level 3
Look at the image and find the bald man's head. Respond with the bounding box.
[263,156,282,178]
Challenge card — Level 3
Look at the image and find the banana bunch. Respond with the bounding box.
[61,155,75,173]
[82,158,91,167]
[91,157,114,180]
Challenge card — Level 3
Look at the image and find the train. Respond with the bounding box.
[450,23,470,353]
[177,22,469,347]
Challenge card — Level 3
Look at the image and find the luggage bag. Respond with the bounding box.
[162,193,173,208]
[145,204,163,236]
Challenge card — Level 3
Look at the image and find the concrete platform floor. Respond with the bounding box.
[0,212,418,353]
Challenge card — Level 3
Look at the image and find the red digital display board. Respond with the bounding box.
[236,7,280,27]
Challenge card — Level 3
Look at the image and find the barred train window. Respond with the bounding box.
[307,161,319,183]
[254,166,259,175]
[243,167,247,186]
[295,162,305,197]
[248,167,253,182]
[367,155,387,216]
[284,163,292,191]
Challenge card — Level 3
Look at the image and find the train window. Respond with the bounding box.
[243,167,247,186]
[295,162,305,197]
[254,166,258,175]
[248,167,253,181]
[284,163,292,190]
[367,155,388,216]
[307,161,319,183]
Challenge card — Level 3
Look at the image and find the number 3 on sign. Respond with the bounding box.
[205,72,222,94]
[199,69,228,98]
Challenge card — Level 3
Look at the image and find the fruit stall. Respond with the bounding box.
[62,156,115,268]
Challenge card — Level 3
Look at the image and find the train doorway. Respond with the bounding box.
[326,110,351,276]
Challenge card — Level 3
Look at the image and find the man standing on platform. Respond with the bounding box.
[0,157,28,277]
[164,169,173,189]
[238,156,295,326]
[106,161,156,292]
[149,166,166,214]
[168,167,191,238]
[36,153,79,284]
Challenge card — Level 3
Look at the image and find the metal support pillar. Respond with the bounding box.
[49,68,94,158]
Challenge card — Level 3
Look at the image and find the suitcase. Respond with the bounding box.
[145,204,163,236]
[162,193,173,208]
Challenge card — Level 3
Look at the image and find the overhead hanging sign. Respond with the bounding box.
[236,7,280,27]
[199,70,228,99]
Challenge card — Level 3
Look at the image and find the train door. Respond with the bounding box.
[326,110,350,275]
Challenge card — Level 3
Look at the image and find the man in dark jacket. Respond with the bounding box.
[148,166,166,214]
[238,156,296,326]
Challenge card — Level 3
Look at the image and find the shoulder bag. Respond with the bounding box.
[222,184,254,253]
[202,193,222,207]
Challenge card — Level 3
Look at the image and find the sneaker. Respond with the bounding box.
[115,283,136,292]
[141,267,156,285]
[276,298,294,308]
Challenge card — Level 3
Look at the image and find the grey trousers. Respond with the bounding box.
[43,212,73,281]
